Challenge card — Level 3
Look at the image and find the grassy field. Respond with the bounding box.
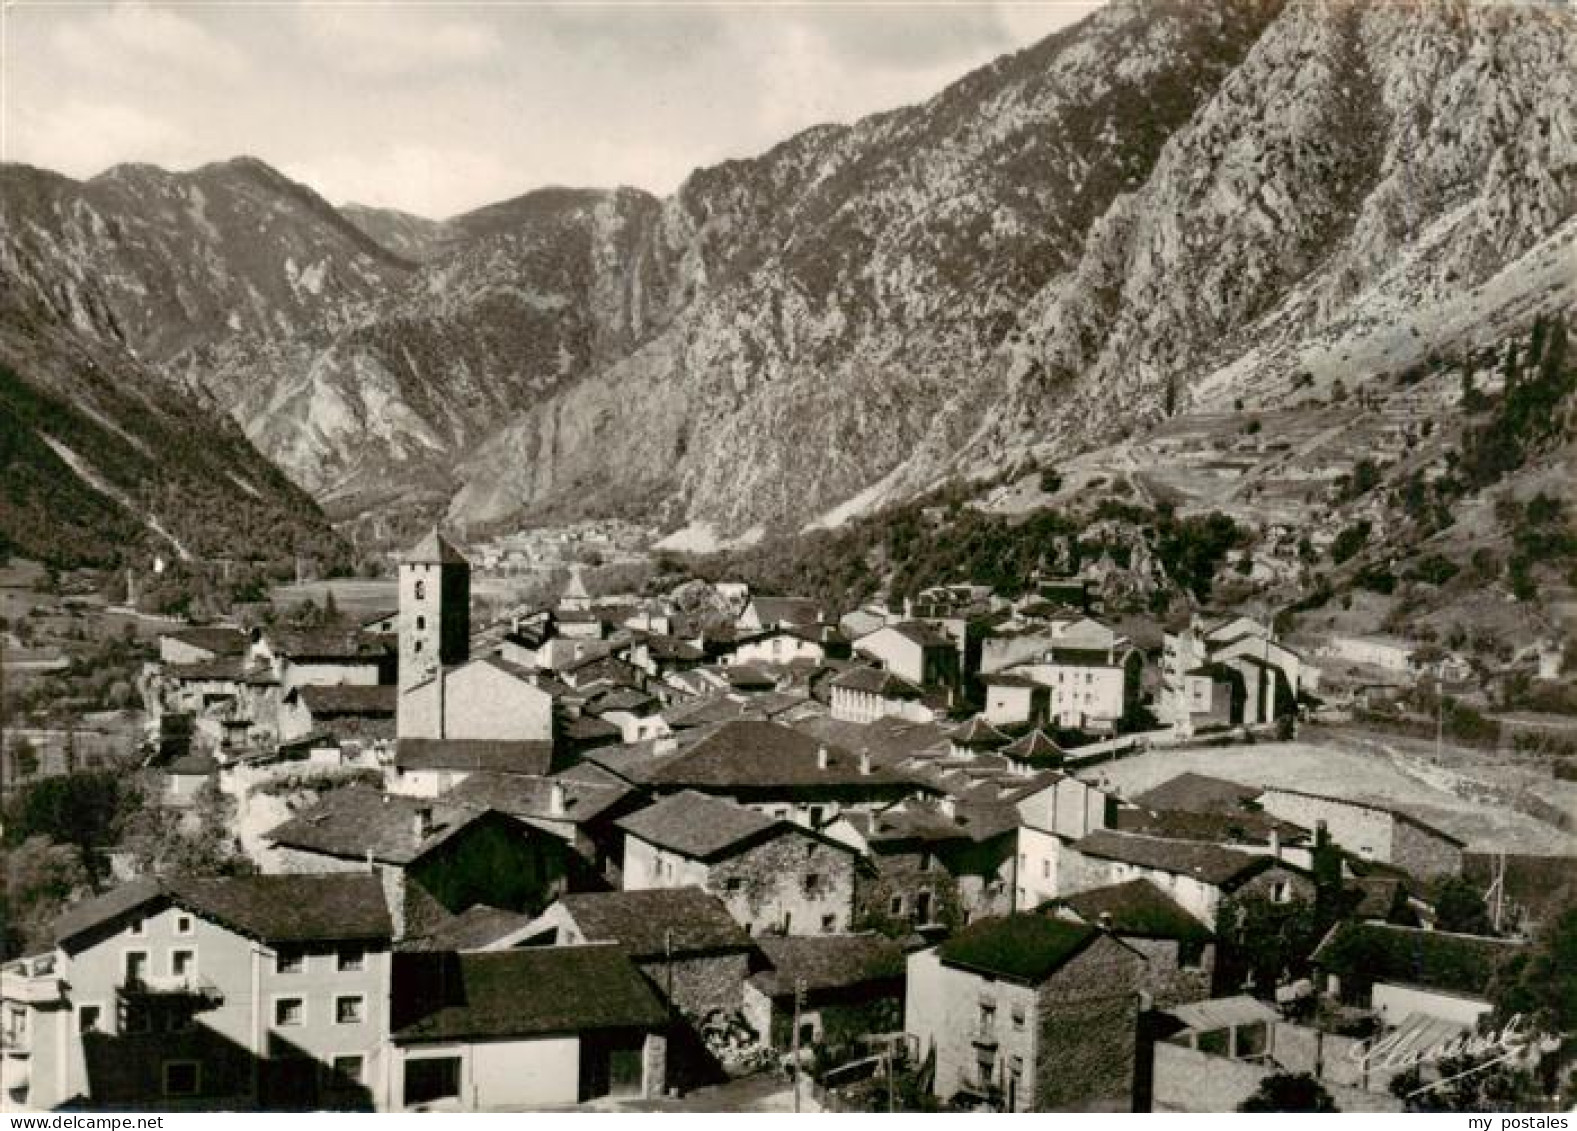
[1081,725,1577,855]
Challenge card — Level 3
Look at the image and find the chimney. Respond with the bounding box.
[549,782,567,817]
[413,805,433,841]
[1269,827,1282,860]
[939,796,956,819]
[858,749,872,776]
[816,745,830,771]
[1098,911,1114,931]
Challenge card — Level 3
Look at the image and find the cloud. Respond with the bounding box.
[6,100,193,177]
[284,144,521,218]
[293,6,501,78]
[51,1,251,82]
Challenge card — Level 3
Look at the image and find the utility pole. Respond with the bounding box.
[790,977,806,1114]
[664,928,674,1008]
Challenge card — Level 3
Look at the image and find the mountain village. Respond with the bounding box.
[2,527,1570,1114]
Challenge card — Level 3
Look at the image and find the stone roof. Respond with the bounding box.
[615,790,777,859]
[264,787,505,865]
[1114,805,1307,848]
[56,874,392,950]
[831,665,925,698]
[949,716,1011,748]
[1133,772,1263,816]
[394,738,554,776]
[403,529,469,565]
[163,626,248,656]
[1312,922,1521,997]
[392,945,667,1043]
[641,720,908,790]
[558,887,753,957]
[747,597,821,627]
[937,914,1101,984]
[887,621,955,650]
[442,772,632,825]
[269,628,391,661]
[297,683,397,716]
[1052,879,1212,941]
[750,933,905,998]
[1073,830,1274,887]
[1001,730,1065,763]
[399,905,535,953]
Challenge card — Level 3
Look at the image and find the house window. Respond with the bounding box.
[1041,859,1050,879]
[977,1000,996,1034]
[129,917,145,937]
[915,891,933,922]
[413,580,426,601]
[276,948,304,974]
[821,913,837,932]
[809,806,825,826]
[171,949,195,978]
[1011,1003,1026,1030]
[1270,880,1290,904]
[1179,940,1207,970]
[338,947,365,972]
[78,1004,103,1033]
[163,1060,201,1098]
[330,1056,365,1086]
[124,950,149,984]
[175,915,194,936]
[335,996,364,1025]
[274,998,304,1027]
[416,615,425,631]
[889,894,905,917]
[804,873,823,896]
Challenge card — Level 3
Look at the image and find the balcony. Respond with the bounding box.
[1,954,64,1006]
[118,973,224,1006]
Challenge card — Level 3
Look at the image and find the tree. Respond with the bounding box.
[2,771,138,874]
[1,836,92,959]
[1432,877,1496,936]
[1239,1073,1339,1112]
[1216,893,1327,996]
[1330,521,1371,565]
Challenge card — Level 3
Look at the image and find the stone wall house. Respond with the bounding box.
[507,887,756,1028]
[905,915,1147,1111]
[1257,788,1464,878]
[617,791,858,936]
[1050,879,1216,1009]
[1064,830,1314,930]
[262,787,570,939]
[743,933,905,1052]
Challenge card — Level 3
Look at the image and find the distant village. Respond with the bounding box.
[1,530,1570,1113]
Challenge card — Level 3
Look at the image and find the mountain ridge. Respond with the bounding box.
[1,0,1573,557]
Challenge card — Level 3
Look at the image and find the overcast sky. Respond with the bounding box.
[1,1,1103,218]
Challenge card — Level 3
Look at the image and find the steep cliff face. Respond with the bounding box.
[961,0,1577,466]
[451,0,1575,537]
[452,0,1289,532]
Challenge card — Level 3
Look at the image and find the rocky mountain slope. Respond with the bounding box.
[2,0,1572,550]
[451,0,1576,541]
